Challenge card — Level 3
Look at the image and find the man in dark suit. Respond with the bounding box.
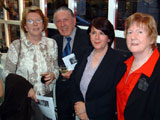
[52,6,90,120]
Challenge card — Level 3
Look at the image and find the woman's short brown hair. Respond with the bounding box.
[88,17,115,47]
[125,12,158,49]
[21,6,48,33]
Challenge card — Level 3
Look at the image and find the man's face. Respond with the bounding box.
[54,10,76,37]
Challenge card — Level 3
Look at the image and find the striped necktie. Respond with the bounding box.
[62,37,71,57]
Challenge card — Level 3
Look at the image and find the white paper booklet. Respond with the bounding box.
[62,53,77,71]
[36,95,56,120]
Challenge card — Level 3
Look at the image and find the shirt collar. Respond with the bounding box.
[22,36,47,47]
[125,48,159,77]
[63,27,76,41]
[138,48,159,77]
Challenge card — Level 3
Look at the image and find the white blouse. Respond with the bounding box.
[2,36,59,95]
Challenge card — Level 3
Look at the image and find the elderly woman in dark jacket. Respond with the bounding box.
[116,12,160,120]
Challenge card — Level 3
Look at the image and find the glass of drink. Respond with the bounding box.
[59,65,68,74]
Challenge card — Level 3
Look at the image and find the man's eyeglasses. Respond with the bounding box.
[27,19,43,24]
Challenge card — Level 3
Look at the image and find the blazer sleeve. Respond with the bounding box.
[70,62,84,105]
[70,48,92,105]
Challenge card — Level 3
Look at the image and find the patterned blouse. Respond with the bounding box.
[2,36,59,95]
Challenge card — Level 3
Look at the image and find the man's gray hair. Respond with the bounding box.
[53,6,74,23]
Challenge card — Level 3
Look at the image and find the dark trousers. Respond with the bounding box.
[0,97,32,120]
[56,80,75,120]
[0,74,33,120]
[0,98,51,120]
[31,100,51,120]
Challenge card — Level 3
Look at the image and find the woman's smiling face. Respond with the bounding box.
[90,26,110,51]
[25,12,44,37]
[126,23,153,55]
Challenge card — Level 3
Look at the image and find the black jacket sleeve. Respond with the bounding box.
[0,73,33,117]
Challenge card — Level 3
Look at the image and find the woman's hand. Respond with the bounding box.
[78,112,88,120]
[28,88,38,102]
[61,70,73,79]
[74,101,88,120]
[41,72,55,85]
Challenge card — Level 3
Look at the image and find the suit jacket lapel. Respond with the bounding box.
[87,48,114,91]
[125,74,150,108]
[72,28,80,54]
[75,50,90,85]
[56,36,64,65]
[125,57,160,109]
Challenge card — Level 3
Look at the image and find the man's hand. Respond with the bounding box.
[61,70,73,79]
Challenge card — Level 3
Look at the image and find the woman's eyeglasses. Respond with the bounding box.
[27,19,43,24]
